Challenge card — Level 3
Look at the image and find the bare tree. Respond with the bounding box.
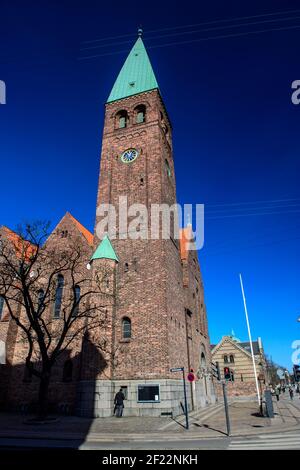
[0,222,115,419]
[265,355,286,386]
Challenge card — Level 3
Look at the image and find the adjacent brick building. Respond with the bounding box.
[0,34,215,417]
[211,333,268,398]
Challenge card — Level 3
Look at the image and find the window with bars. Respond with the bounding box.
[72,285,80,316]
[135,104,146,123]
[0,296,4,320]
[165,159,171,177]
[37,289,45,314]
[54,274,64,318]
[116,110,128,129]
[122,317,131,339]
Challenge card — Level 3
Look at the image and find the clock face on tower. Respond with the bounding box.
[120,148,139,164]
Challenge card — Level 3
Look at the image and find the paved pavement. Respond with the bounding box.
[0,394,299,449]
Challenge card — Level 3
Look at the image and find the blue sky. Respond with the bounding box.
[1,0,300,370]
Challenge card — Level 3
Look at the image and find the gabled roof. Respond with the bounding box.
[239,341,260,356]
[67,213,93,246]
[107,37,159,103]
[211,336,257,361]
[0,226,36,260]
[91,235,119,262]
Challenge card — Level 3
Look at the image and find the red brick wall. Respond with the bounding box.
[0,88,215,413]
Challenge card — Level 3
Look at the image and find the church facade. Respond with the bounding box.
[0,35,215,417]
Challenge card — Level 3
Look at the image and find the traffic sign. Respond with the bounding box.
[187,372,195,382]
[170,367,184,372]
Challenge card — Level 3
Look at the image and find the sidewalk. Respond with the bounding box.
[0,397,299,445]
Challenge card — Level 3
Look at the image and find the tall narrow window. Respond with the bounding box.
[37,289,45,314]
[122,317,131,339]
[72,285,80,316]
[229,354,235,363]
[63,360,73,382]
[224,355,228,363]
[54,274,64,318]
[0,296,4,320]
[165,159,171,177]
[116,110,128,129]
[135,105,146,123]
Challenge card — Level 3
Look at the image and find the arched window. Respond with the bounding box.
[224,355,228,363]
[61,230,68,238]
[72,285,80,317]
[122,317,131,339]
[0,296,4,320]
[116,110,128,129]
[162,121,169,135]
[165,159,171,177]
[37,289,45,314]
[63,360,73,382]
[229,354,235,363]
[124,262,129,272]
[54,274,64,318]
[135,105,146,124]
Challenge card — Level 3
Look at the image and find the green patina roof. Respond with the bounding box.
[107,37,159,103]
[229,330,241,342]
[91,235,119,262]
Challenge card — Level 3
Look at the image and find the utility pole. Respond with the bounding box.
[182,368,189,430]
[212,361,231,436]
[222,381,231,436]
[239,273,261,407]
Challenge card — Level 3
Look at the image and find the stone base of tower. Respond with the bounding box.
[76,379,216,418]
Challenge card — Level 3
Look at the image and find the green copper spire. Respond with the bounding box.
[91,235,119,262]
[107,36,159,103]
[229,330,240,342]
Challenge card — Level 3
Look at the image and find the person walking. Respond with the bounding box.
[289,387,294,400]
[275,387,280,401]
[114,388,125,417]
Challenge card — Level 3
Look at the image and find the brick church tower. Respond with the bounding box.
[77,33,216,417]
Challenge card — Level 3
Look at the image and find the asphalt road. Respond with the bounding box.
[1,429,300,450]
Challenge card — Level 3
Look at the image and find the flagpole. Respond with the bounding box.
[239,273,261,406]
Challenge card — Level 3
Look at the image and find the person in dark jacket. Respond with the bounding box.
[114,389,125,417]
